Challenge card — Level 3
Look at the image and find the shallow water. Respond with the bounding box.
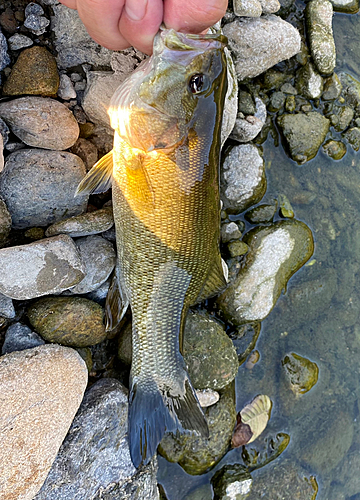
[158,11,360,500]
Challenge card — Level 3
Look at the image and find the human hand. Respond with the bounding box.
[58,0,228,54]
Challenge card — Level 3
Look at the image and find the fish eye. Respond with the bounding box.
[189,74,205,94]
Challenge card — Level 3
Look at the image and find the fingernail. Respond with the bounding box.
[125,0,148,21]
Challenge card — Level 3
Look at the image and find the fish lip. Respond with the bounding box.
[155,28,227,55]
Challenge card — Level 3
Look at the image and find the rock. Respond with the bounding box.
[233,0,263,17]
[70,137,98,171]
[0,117,9,147]
[27,296,106,347]
[322,73,342,100]
[220,144,266,214]
[0,26,10,75]
[0,344,87,500]
[331,105,354,132]
[278,194,294,218]
[158,383,236,475]
[322,139,347,160]
[0,235,85,300]
[339,72,360,115]
[183,311,239,391]
[0,292,15,319]
[8,34,33,51]
[211,465,252,500]
[245,202,277,223]
[259,0,281,12]
[2,322,45,354]
[282,352,319,395]
[228,240,249,257]
[218,220,314,325]
[277,112,330,163]
[0,8,17,34]
[51,4,113,69]
[35,378,159,500]
[296,62,323,99]
[68,235,116,294]
[329,0,359,12]
[3,46,59,96]
[230,97,267,142]
[57,73,77,100]
[196,388,220,408]
[0,97,79,150]
[221,222,242,243]
[343,127,360,151]
[0,149,88,229]
[306,0,336,75]
[24,4,50,35]
[223,16,301,81]
[24,227,45,240]
[45,207,114,238]
[0,197,11,245]
[269,91,286,112]
[0,135,3,174]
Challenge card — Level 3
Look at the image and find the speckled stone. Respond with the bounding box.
[0,293,15,319]
[0,235,85,300]
[0,344,88,500]
[45,208,114,238]
[3,46,59,96]
[27,297,106,347]
[306,0,336,75]
[2,322,45,355]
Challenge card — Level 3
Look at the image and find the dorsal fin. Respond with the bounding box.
[75,150,113,195]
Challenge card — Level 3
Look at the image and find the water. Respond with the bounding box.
[158,10,360,500]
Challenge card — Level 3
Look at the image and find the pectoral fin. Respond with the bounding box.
[126,154,155,208]
[195,256,228,304]
[75,150,113,195]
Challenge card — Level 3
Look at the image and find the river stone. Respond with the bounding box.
[322,139,347,160]
[212,465,252,500]
[306,0,336,75]
[0,197,11,245]
[0,149,88,229]
[183,311,239,391]
[329,0,359,11]
[0,97,79,150]
[296,62,323,99]
[0,26,10,76]
[344,127,360,151]
[2,322,45,355]
[0,234,85,300]
[0,344,87,500]
[158,383,236,475]
[218,220,314,325]
[24,13,50,35]
[3,46,59,96]
[35,378,159,500]
[233,0,262,17]
[220,144,266,214]
[27,296,106,347]
[259,0,281,12]
[221,222,242,243]
[68,235,116,294]
[0,293,15,319]
[8,33,33,51]
[223,16,301,81]
[70,138,98,171]
[46,207,114,238]
[57,73,77,100]
[322,73,342,100]
[339,72,360,115]
[277,112,330,164]
[230,97,267,143]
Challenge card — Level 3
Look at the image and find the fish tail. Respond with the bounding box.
[128,371,208,468]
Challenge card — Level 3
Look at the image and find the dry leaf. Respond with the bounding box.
[239,394,272,444]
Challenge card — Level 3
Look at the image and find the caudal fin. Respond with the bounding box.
[128,374,208,468]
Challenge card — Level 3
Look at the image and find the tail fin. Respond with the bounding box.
[128,373,209,468]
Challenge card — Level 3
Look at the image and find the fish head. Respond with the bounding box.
[108,29,227,153]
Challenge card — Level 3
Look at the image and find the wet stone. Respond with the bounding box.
[8,34,33,51]
[329,0,359,11]
[218,220,314,325]
[221,144,266,214]
[339,72,360,115]
[183,311,239,391]
[0,97,79,150]
[0,344,87,500]
[228,240,249,257]
[211,464,252,500]
[3,46,59,97]
[27,296,106,347]
[45,207,114,238]
[332,105,354,132]
[322,73,342,100]
[282,352,319,395]
[306,0,336,75]
[35,378,159,500]
[269,91,286,112]
[221,222,242,243]
[1,322,45,355]
[343,127,360,151]
[245,202,277,224]
[296,62,323,99]
[322,139,347,160]
[0,235,85,300]
[196,388,220,408]
[0,293,15,319]
[0,149,88,229]
[68,235,116,295]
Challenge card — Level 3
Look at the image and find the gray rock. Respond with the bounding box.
[259,0,281,13]
[233,0,262,17]
[0,135,3,174]
[0,293,15,319]
[0,197,11,245]
[339,72,360,115]
[221,222,242,243]
[57,74,77,100]
[2,322,45,355]
[223,16,301,81]
[25,2,44,16]
[296,62,323,99]
[0,27,10,77]
[0,234,85,300]
[35,378,159,500]
[24,13,50,35]
[306,0,336,75]
[0,97,79,150]
[220,144,266,214]
[218,220,314,325]
[51,4,113,69]
[277,112,330,164]
[8,34,33,51]
[230,97,266,142]
[322,73,342,100]
[69,235,116,294]
[344,127,360,151]
[0,344,88,500]
[195,388,220,408]
[0,149,88,229]
[0,117,9,146]
[46,208,114,238]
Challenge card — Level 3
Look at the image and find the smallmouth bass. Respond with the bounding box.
[77,28,228,468]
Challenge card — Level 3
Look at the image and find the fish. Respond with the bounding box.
[77,28,228,468]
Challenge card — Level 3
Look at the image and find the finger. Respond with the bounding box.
[58,0,78,9]
[76,0,130,51]
[119,0,163,54]
[163,0,228,33]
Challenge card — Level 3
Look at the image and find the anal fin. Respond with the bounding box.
[76,150,113,195]
[195,255,228,304]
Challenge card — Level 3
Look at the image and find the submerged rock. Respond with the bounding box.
[329,0,359,12]
[27,296,106,348]
[344,127,360,151]
[35,379,159,500]
[2,322,45,355]
[339,72,360,115]
[218,220,314,325]
[282,352,319,395]
[211,464,252,500]
[322,139,347,160]
[231,97,267,143]
[0,235,85,300]
[45,207,114,238]
[306,0,336,75]
[277,112,330,163]
[0,345,87,500]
